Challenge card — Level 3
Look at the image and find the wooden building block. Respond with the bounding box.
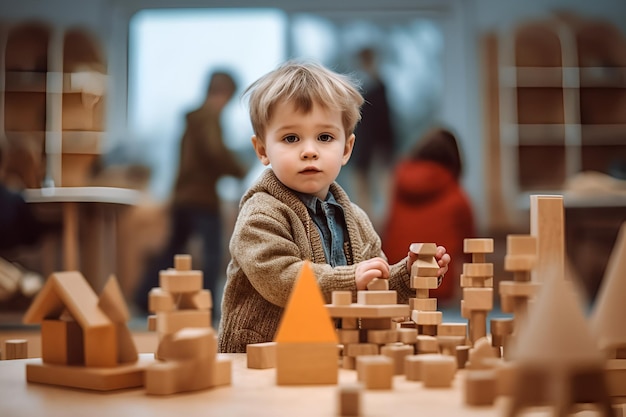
[179,289,212,310]
[462,263,494,278]
[156,328,216,361]
[360,318,393,330]
[214,355,232,387]
[155,310,211,334]
[464,369,497,406]
[410,276,439,289]
[405,355,423,381]
[507,235,537,255]
[606,359,626,397]
[366,329,397,344]
[357,290,396,305]
[438,323,468,337]
[467,337,499,369]
[499,281,539,297]
[409,243,437,256]
[437,336,467,356]
[460,275,493,288]
[4,339,28,360]
[367,278,389,291]
[246,341,277,369]
[159,270,203,293]
[41,319,84,365]
[504,255,536,272]
[417,335,440,353]
[326,304,409,319]
[530,195,565,282]
[145,357,214,395]
[411,259,439,278]
[463,288,493,310]
[147,315,156,331]
[380,343,413,375]
[276,342,338,385]
[411,310,442,326]
[421,355,457,388]
[463,238,494,254]
[357,355,393,389]
[174,254,192,271]
[410,297,437,311]
[456,345,470,369]
[345,343,379,357]
[97,275,130,323]
[397,328,418,344]
[338,329,360,344]
[332,291,352,306]
[338,383,362,416]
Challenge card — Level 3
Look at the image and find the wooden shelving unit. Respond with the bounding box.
[488,13,626,226]
[1,20,106,188]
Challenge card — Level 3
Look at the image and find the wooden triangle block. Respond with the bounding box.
[274,261,338,344]
[590,221,626,355]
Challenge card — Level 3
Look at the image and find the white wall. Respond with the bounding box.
[2,0,625,232]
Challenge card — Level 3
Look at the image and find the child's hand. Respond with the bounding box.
[406,245,451,284]
[355,257,390,290]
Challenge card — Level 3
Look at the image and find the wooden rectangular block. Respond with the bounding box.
[411,310,442,326]
[159,270,203,293]
[148,288,175,312]
[360,318,393,330]
[367,278,389,291]
[410,276,439,290]
[332,291,352,306]
[366,329,397,344]
[409,297,437,311]
[421,355,457,387]
[174,254,192,271]
[357,290,396,305]
[341,317,358,330]
[179,290,212,310]
[506,235,537,255]
[155,310,211,334]
[276,342,338,385]
[504,255,536,272]
[337,329,360,345]
[214,355,232,387]
[417,335,440,353]
[397,328,418,344]
[437,323,468,337]
[462,263,494,278]
[337,383,362,416]
[344,343,379,357]
[530,195,565,283]
[380,344,414,375]
[246,342,277,369]
[606,359,626,397]
[464,238,494,254]
[41,319,84,365]
[462,288,493,311]
[499,281,539,297]
[357,355,393,389]
[464,369,497,405]
[411,258,439,277]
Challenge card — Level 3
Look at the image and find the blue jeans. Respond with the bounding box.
[134,206,222,314]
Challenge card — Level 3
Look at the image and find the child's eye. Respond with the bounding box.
[318,134,334,142]
[283,135,299,143]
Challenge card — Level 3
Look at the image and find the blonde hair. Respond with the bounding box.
[245,60,364,140]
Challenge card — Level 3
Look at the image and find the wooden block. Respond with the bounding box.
[415,289,430,299]
[179,289,212,310]
[499,281,540,297]
[326,303,411,319]
[397,328,418,344]
[411,310,442,326]
[530,195,565,282]
[463,288,493,310]
[27,359,149,391]
[606,359,626,397]
[421,355,457,388]
[419,324,439,336]
[409,243,437,256]
[4,339,28,360]
[490,318,514,336]
[341,317,358,329]
[380,343,413,375]
[494,360,518,396]
[462,263,494,278]
[366,329,397,344]
[214,355,232,387]
[97,275,130,323]
[246,342,277,369]
[357,355,393,389]
[115,323,139,364]
[367,278,389,291]
[145,357,214,395]
[338,383,362,416]
[410,276,439,289]
[456,345,470,369]
[147,315,157,331]
[463,238,494,253]
[337,329,360,344]
[148,288,175,313]
[276,342,338,385]
[464,369,497,405]
[504,255,536,272]
[437,336,467,356]
[157,327,216,361]
[406,353,451,382]
[41,319,84,365]
[438,323,468,337]
[174,254,192,271]
[417,335,440,353]
[332,291,352,306]
[84,325,118,367]
[155,310,211,334]
[460,275,494,288]
[506,235,537,256]
[159,270,203,293]
[467,337,498,369]
[409,297,437,311]
[357,290,396,305]
[360,318,393,330]
[342,355,356,370]
[344,343,379,357]
[411,259,439,278]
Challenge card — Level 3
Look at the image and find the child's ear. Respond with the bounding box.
[342,133,355,165]
[251,135,270,165]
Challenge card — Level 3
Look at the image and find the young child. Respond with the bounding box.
[218,61,450,353]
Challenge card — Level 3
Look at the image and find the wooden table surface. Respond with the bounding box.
[0,352,610,417]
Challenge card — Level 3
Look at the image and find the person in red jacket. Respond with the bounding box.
[381,127,476,303]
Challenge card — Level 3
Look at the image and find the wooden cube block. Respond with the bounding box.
[337,329,360,345]
[276,342,338,385]
[342,317,358,329]
[409,297,437,311]
[397,328,418,344]
[357,355,393,389]
[404,353,441,381]
[421,355,457,388]
[357,290,396,305]
[337,383,362,416]
[462,288,493,310]
[464,369,497,405]
[417,335,439,353]
[367,278,389,291]
[246,341,277,369]
[332,291,352,305]
[606,359,626,397]
[380,343,413,375]
[460,275,494,288]
[148,288,175,313]
[174,254,192,271]
[504,255,536,272]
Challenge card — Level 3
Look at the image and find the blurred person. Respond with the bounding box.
[134,70,247,315]
[350,47,395,230]
[381,127,476,303]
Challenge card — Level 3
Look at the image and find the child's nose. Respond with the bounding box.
[301,143,319,159]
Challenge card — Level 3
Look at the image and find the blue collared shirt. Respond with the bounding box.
[296,191,348,267]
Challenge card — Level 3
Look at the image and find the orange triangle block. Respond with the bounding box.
[274,261,338,343]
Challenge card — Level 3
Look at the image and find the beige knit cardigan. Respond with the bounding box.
[217,169,413,353]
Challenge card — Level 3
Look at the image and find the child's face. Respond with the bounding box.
[252,99,355,200]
